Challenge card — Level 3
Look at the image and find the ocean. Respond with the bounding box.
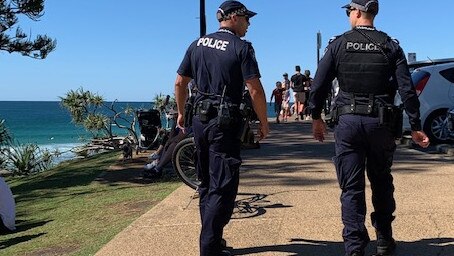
[0,101,277,163]
[0,101,154,163]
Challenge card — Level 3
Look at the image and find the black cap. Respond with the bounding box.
[283,73,288,76]
[342,0,379,15]
[217,1,257,21]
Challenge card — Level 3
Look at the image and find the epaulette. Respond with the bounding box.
[328,35,341,44]
[391,37,400,45]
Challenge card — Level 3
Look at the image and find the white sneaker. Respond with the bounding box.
[148,152,160,160]
[144,160,158,170]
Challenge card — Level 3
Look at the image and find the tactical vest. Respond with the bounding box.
[337,29,392,95]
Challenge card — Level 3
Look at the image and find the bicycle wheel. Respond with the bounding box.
[172,137,200,190]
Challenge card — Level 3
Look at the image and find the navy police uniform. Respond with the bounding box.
[309,23,422,256]
[177,2,260,255]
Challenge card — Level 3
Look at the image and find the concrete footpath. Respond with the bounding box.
[96,119,454,256]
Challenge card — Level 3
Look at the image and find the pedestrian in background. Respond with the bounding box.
[290,65,306,120]
[303,69,313,120]
[281,81,291,122]
[270,81,284,123]
[309,1,429,255]
[174,1,269,255]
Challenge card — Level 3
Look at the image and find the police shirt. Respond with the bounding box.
[309,26,422,131]
[177,28,261,105]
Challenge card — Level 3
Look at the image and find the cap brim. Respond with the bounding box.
[246,10,257,17]
[341,3,351,9]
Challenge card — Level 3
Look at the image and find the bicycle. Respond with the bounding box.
[172,136,200,189]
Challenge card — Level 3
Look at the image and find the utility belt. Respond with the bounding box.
[326,93,403,138]
[194,100,241,129]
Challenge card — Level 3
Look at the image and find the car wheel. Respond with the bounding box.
[423,109,450,144]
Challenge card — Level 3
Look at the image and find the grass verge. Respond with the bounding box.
[0,151,181,256]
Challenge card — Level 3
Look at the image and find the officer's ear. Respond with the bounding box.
[354,9,362,18]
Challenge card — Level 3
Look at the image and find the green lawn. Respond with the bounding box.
[0,151,181,256]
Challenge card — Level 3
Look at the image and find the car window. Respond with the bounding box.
[439,67,454,83]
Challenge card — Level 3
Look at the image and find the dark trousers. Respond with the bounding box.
[193,116,242,256]
[333,114,396,255]
[274,101,282,116]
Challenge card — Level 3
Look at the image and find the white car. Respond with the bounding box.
[401,62,454,143]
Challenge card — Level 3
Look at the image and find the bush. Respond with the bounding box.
[2,143,55,176]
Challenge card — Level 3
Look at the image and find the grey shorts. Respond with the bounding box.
[294,92,306,103]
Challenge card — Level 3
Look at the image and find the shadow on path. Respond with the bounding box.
[232,237,454,256]
[232,192,293,219]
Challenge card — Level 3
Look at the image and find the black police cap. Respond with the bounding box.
[217,1,257,21]
[342,0,379,15]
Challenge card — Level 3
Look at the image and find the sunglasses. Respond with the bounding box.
[346,8,356,17]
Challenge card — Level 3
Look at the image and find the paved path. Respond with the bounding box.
[96,119,454,256]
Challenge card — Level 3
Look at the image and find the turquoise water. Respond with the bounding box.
[0,101,277,161]
[0,101,154,162]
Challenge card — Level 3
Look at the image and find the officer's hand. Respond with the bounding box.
[411,130,430,148]
[257,121,269,141]
[312,118,327,142]
[176,114,186,133]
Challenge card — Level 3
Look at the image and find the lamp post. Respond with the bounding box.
[200,0,206,37]
[317,31,322,64]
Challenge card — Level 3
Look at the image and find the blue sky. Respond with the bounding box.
[1,0,453,102]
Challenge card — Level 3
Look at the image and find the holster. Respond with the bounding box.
[325,106,339,129]
[217,103,233,129]
[378,104,403,139]
[196,100,217,122]
[184,95,195,128]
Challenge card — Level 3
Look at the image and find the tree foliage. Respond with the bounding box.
[4,142,54,175]
[1,119,55,175]
[0,119,11,146]
[0,119,11,168]
[60,88,112,139]
[60,88,139,147]
[0,0,56,58]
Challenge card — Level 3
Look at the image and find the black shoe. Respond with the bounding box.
[376,238,396,255]
[219,249,231,256]
[349,252,364,256]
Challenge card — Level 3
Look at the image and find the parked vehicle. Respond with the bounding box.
[401,62,454,143]
[447,107,454,139]
[408,58,454,73]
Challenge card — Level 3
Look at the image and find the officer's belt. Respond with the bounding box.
[337,93,377,116]
[337,104,376,116]
[194,100,239,117]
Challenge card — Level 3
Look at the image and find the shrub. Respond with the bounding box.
[3,143,55,176]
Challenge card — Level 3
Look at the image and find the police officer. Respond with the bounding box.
[174,1,269,255]
[309,1,430,256]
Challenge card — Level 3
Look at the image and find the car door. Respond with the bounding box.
[439,67,454,103]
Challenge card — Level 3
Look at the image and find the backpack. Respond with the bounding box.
[291,73,305,92]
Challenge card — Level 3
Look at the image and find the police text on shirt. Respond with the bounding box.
[197,37,230,51]
[346,42,380,52]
